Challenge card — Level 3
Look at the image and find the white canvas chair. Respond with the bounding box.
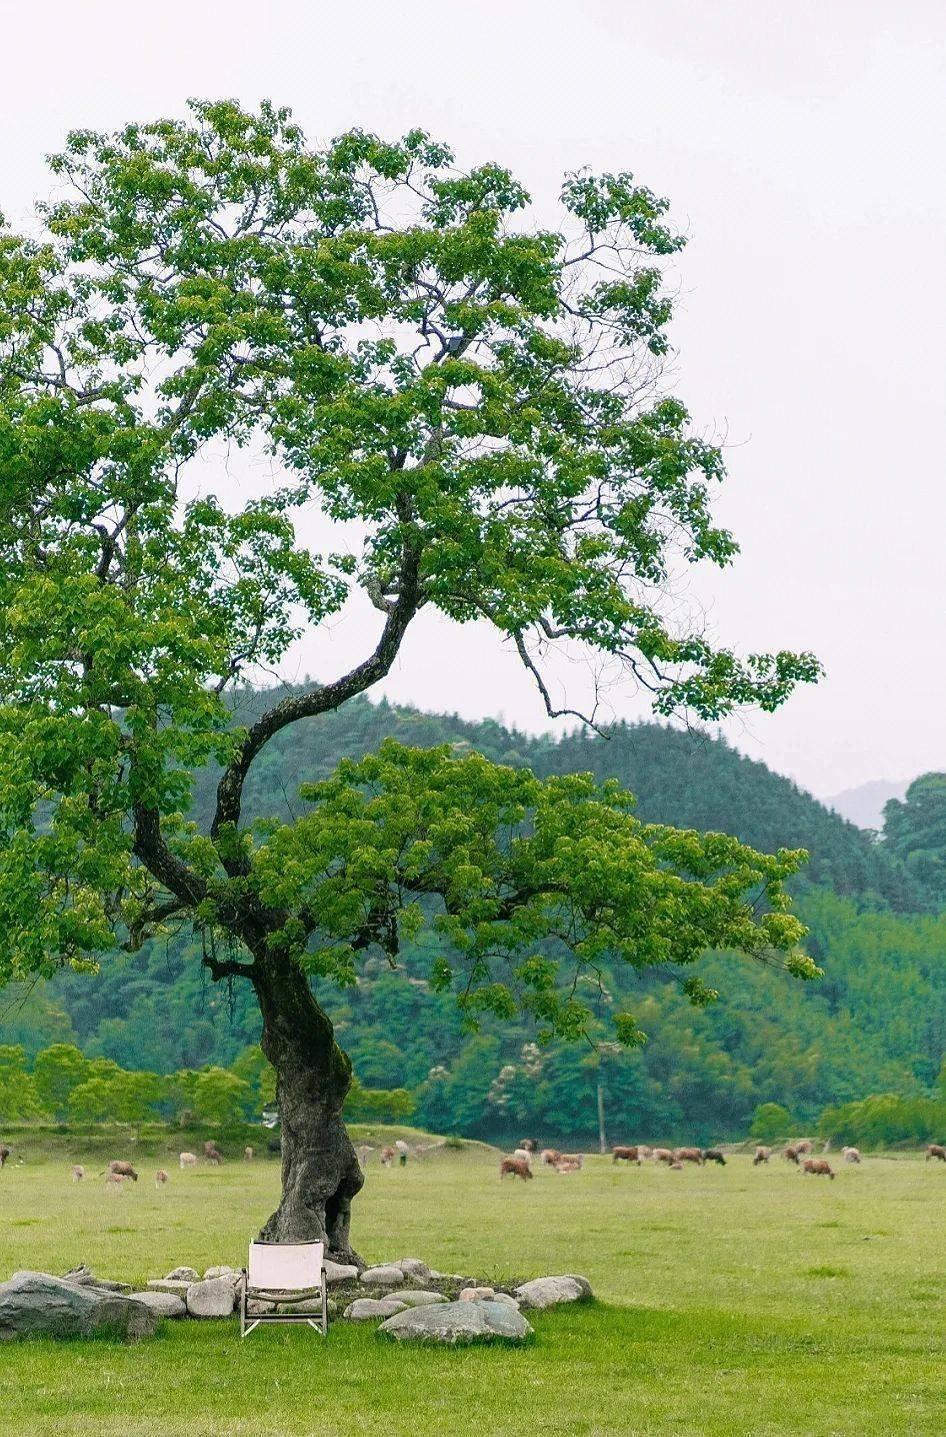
[240,1239,327,1337]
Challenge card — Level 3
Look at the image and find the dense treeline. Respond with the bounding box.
[2,692,944,1145]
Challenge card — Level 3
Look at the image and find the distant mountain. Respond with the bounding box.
[826,778,911,831]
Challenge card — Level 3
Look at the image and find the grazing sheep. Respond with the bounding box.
[380,1145,396,1168]
[673,1148,704,1166]
[71,1164,85,1183]
[203,1140,222,1165]
[926,1144,946,1162]
[155,1170,168,1186]
[356,1144,375,1165]
[559,1152,584,1169]
[0,1145,10,1168]
[791,1138,813,1155]
[801,1157,835,1179]
[612,1146,644,1165]
[500,1156,534,1181]
[512,1148,532,1166]
[702,1148,727,1166]
[105,1171,125,1190]
[653,1148,674,1165]
[782,1144,801,1164]
[669,1158,684,1170]
[753,1146,772,1165]
[106,1160,138,1182]
[554,1159,582,1174]
[179,1151,198,1170]
[842,1146,862,1164]
[517,1138,538,1154]
[540,1148,563,1167]
[243,1146,254,1161]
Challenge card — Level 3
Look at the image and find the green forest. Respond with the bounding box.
[3,686,946,1145]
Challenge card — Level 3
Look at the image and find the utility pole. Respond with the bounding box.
[597,1080,607,1154]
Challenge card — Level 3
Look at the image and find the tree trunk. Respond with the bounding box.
[252,956,364,1264]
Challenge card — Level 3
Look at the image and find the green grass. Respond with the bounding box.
[1,1139,945,1434]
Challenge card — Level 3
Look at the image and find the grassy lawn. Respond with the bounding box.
[1,1137,945,1434]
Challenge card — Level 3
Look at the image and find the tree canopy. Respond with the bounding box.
[0,101,822,1243]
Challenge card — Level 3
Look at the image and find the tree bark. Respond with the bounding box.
[252,955,364,1264]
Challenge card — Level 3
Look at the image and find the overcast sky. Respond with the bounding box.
[3,2,944,798]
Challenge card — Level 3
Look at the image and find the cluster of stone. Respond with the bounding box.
[0,1258,592,1344]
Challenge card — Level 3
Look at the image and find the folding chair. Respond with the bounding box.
[240,1239,328,1337]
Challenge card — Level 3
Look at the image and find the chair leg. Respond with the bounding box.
[321,1284,328,1335]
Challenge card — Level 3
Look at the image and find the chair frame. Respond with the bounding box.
[239,1239,328,1337]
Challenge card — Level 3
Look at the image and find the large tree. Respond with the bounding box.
[0,101,820,1258]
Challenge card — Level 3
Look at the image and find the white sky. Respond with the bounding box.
[3,1,944,797]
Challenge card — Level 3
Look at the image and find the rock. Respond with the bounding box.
[166,1266,200,1283]
[323,1260,359,1284]
[62,1266,131,1293]
[394,1257,431,1281]
[185,1276,237,1318]
[514,1275,592,1309]
[459,1285,495,1301]
[203,1265,240,1282]
[491,1293,521,1309]
[146,1280,191,1296]
[395,1290,447,1307]
[246,1298,277,1316]
[379,1299,533,1345]
[0,1272,157,1341]
[344,1297,407,1321]
[129,1290,187,1318]
[359,1265,405,1288]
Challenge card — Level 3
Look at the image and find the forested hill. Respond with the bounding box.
[194,685,926,910]
[5,688,942,1145]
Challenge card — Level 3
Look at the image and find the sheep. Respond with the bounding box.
[554,1159,582,1174]
[791,1138,813,1155]
[105,1171,125,1190]
[356,1144,375,1165]
[155,1170,169,1186]
[0,1145,10,1169]
[395,1139,410,1166]
[612,1146,644,1165]
[926,1144,946,1162]
[653,1148,674,1164]
[753,1146,772,1165]
[500,1156,534,1181]
[105,1160,138,1182]
[801,1157,835,1179]
[702,1148,727,1165]
[782,1144,801,1164]
[179,1151,198,1170]
[380,1145,396,1168]
[512,1148,533,1166]
[842,1146,862,1164]
[71,1164,85,1183]
[203,1140,223,1165]
[517,1138,538,1154]
[673,1148,704,1166]
[559,1152,584,1169]
[540,1148,563,1167]
[243,1146,254,1161]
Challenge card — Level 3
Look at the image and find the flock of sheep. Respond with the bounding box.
[495,1138,874,1181]
[66,1141,256,1189]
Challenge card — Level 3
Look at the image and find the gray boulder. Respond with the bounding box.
[146,1279,191,1296]
[394,1289,446,1307]
[323,1260,359,1284]
[186,1276,237,1318]
[344,1297,407,1321]
[129,1290,187,1318]
[514,1275,592,1309]
[203,1265,240,1282]
[459,1285,495,1301]
[394,1257,431,1281]
[379,1299,532,1344]
[359,1265,405,1288]
[166,1266,200,1283]
[0,1272,157,1341]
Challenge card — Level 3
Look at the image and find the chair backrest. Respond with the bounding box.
[247,1239,324,1291]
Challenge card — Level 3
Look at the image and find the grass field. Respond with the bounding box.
[1,1134,945,1435]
